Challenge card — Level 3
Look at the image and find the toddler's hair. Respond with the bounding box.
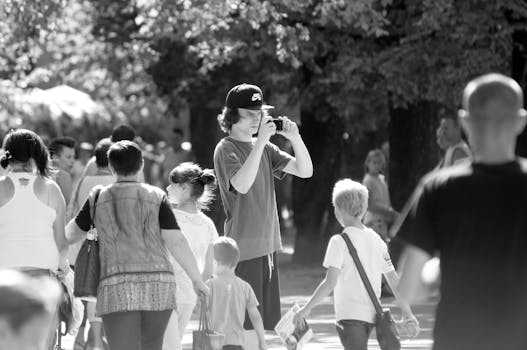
[213,237,240,268]
[332,179,369,219]
[169,162,217,210]
[364,148,386,174]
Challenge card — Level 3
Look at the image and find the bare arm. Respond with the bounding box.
[383,270,414,318]
[230,116,276,194]
[65,219,88,244]
[279,118,313,178]
[247,304,267,350]
[398,244,431,303]
[49,182,69,271]
[296,267,339,320]
[367,199,398,221]
[202,243,214,281]
[162,228,208,295]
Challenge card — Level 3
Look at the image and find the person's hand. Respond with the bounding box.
[193,280,210,297]
[276,116,300,141]
[256,115,277,143]
[293,305,309,328]
[398,315,420,338]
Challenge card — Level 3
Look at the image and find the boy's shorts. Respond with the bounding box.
[235,252,281,330]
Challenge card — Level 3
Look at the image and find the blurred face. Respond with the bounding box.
[0,313,53,350]
[235,108,263,135]
[53,147,75,171]
[436,119,460,150]
[166,182,191,205]
[366,155,384,175]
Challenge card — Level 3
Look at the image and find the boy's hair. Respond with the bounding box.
[213,237,240,268]
[48,137,76,157]
[108,141,142,176]
[111,124,136,142]
[169,162,217,210]
[364,148,386,174]
[332,179,369,219]
[94,138,112,168]
[217,107,241,133]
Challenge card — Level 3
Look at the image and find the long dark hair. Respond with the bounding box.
[169,162,217,210]
[1,129,52,177]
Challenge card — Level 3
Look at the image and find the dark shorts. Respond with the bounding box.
[336,319,375,350]
[235,253,281,330]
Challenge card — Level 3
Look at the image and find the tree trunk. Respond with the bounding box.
[388,101,440,264]
[292,109,345,264]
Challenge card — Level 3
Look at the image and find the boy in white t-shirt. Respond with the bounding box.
[295,179,419,350]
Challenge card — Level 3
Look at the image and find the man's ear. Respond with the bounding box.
[457,109,470,135]
[515,108,527,135]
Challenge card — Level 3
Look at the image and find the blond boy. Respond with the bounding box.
[295,179,418,350]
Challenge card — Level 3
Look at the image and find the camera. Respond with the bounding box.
[271,119,283,131]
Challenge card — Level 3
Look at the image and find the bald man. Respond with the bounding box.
[397,73,527,350]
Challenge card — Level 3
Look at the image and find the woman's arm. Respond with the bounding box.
[48,181,69,270]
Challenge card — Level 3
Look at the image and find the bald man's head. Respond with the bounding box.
[461,73,524,121]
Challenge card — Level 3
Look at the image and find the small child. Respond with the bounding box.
[163,162,219,350]
[362,149,398,241]
[295,179,419,350]
[207,237,267,350]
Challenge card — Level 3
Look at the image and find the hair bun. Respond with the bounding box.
[199,169,217,187]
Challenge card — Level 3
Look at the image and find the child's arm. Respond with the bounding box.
[383,269,420,337]
[202,243,214,281]
[295,267,339,322]
[247,304,267,350]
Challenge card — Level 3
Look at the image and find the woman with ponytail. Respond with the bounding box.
[163,162,219,350]
[0,129,69,348]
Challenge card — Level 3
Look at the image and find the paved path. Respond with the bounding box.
[61,255,437,349]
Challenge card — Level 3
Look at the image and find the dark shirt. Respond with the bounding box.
[399,159,527,350]
[75,196,179,231]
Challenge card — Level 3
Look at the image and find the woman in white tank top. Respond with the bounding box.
[0,129,69,272]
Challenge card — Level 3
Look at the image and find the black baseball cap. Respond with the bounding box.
[225,83,274,110]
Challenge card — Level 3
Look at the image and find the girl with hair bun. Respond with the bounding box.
[163,162,219,350]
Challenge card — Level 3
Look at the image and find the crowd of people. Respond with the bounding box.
[0,73,526,350]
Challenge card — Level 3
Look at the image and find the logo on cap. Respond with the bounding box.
[251,93,262,101]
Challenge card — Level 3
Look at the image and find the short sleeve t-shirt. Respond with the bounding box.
[323,226,394,323]
[207,274,259,346]
[213,137,293,261]
[399,160,527,350]
[75,196,179,231]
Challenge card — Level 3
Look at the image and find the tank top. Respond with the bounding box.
[0,173,59,270]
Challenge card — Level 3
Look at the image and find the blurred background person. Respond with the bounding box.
[48,136,76,206]
[436,117,471,168]
[71,142,94,186]
[0,269,62,350]
[362,149,398,242]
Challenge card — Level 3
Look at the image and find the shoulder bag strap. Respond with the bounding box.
[89,188,101,230]
[340,232,383,316]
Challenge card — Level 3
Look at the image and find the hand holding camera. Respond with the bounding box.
[271,116,300,141]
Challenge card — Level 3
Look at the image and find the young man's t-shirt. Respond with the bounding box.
[399,160,527,350]
[213,137,292,261]
[207,274,259,346]
[323,226,394,323]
